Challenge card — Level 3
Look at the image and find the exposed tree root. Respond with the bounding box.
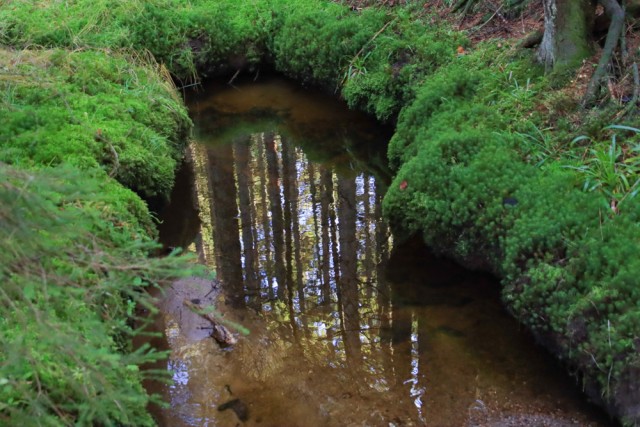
[618,16,640,118]
[583,0,625,106]
[518,29,544,48]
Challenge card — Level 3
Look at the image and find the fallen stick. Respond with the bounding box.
[184,299,238,346]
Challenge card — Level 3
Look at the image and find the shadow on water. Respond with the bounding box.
[148,76,615,427]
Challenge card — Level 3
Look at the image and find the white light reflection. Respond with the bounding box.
[411,320,426,423]
[313,321,327,338]
[168,359,190,387]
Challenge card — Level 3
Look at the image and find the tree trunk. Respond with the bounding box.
[320,167,333,303]
[538,0,595,73]
[308,163,322,295]
[256,134,274,301]
[286,143,306,310]
[281,137,295,306]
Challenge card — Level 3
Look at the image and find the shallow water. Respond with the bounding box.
[149,76,613,427]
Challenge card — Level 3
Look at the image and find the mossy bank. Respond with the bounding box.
[0,46,194,425]
[2,0,639,425]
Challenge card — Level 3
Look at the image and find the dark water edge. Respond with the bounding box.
[145,76,616,427]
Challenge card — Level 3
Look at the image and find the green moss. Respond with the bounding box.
[0,46,193,426]
[271,4,387,86]
[0,48,190,200]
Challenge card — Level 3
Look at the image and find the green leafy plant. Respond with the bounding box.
[515,122,559,168]
[564,125,640,213]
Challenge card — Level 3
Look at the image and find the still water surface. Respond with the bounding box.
[150,77,612,426]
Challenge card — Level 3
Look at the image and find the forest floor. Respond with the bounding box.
[341,0,640,109]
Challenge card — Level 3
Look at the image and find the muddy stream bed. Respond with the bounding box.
[146,77,614,427]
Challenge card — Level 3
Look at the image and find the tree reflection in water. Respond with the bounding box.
[195,127,392,351]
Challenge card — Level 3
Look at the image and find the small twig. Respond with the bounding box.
[178,82,201,90]
[606,75,617,101]
[228,68,241,86]
[588,352,605,372]
[339,17,397,89]
[203,281,217,298]
[184,299,239,346]
[469,4,504,34]
[599,209,604,241]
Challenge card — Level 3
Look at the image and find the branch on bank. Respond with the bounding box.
[184,299,238,346]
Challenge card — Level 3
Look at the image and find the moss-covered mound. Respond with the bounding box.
[0,48,190,200]
[2,0,640,425]
[0,45,193,425]
[0,0,464,121]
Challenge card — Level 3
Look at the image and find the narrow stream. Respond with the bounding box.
[149,77,612,427]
